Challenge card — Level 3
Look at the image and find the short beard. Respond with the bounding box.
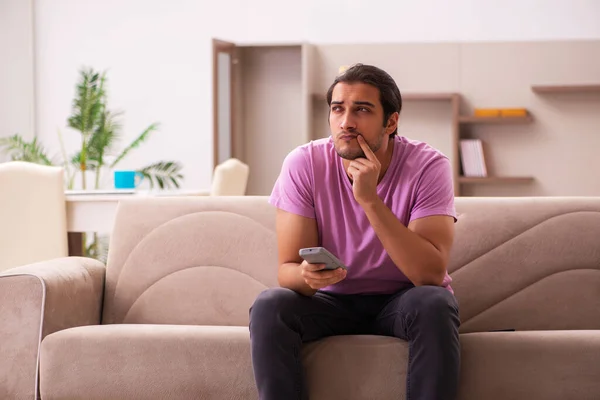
[334,131,385,160]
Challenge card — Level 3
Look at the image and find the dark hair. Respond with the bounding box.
[326,63,402,137]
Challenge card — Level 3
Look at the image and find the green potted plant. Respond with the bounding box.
[1,67,185,260]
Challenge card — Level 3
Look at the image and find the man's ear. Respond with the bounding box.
[385,112,399,134]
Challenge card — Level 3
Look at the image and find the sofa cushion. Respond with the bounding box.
[40,324,257,400]
[303,335,409,399]
[457,330,600,400]
[102,197,278,326]
[450,197,600,333]
[40,325,600,400]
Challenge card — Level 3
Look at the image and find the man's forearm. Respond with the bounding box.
[361,199,446,286]
[278,263,318,296]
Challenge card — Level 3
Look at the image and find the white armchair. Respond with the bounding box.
[210,158,250,196]
[0,161,68,271]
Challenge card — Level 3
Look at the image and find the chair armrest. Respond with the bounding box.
[0,257,105,400]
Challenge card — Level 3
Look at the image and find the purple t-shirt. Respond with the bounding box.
[269,135,457,295]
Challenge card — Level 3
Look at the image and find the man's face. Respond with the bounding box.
[329,82,397,160]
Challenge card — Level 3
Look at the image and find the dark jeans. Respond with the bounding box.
[249,285,461,400]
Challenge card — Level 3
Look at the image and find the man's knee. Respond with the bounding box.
[405,286,459,320]
[249,287,300,330]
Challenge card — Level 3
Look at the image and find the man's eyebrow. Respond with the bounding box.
[330,100,376,107]
[354,101,375,107]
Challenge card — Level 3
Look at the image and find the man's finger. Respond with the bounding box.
[347,165,359,180]
[349,161,369,171]
[347,165,361,176]
[306,268,345,280]
[306,271,346,286]
[351,158,370,167]
[303,263,326,272]
[357,135,378,163]
[312,278,343,288]
[304,269,338,281]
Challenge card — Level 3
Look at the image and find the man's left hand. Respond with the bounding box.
[348,135,381,206]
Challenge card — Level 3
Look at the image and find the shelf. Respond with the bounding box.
[531,84,600,93]
[458,176,535,184]
[311,92,459,102]
[235,42,304,48]
[404,93,459,101]
[458,115,533,124]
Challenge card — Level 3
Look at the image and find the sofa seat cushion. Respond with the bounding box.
[457,330,600,400]
[40,325,600,400]
[40,324,256,400]
[303,335,409,399]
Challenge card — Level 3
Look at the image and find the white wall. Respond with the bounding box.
[32,0,600,189]
[0,0,35,162]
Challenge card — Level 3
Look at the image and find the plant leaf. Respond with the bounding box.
[136,161,184,190]
[70,151,97,171]
[87,109,123,171]
[67,68,106,137]
[110,122,159,168]
[0,134,54,165]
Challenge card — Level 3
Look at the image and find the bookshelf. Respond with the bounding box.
[458,115,533,124]
[404,93,459,101]
[458,176,535,184]
[457,107,534,192]
[311,92,458,102]
[531,84,600,93]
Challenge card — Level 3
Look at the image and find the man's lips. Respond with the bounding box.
[338,133,358,140]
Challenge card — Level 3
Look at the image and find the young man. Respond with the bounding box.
[249,64,460,400]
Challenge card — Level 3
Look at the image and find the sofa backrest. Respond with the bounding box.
[102,196,278,326]
[449,196,600,333]
[102,196,600,333]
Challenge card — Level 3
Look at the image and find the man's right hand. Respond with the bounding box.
[300,261,347,290]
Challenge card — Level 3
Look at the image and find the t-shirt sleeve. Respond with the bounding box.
[268,147,315,219]
[409,156,457,223]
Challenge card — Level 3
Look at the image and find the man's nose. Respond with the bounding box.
[340,112,356,131]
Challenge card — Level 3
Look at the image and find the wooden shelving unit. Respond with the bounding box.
[531,84,600,93]
[458,176,535,184]
[458,114,533,124]
[404,93,459,101]
[312,92,459,102]
[457,107,535,192]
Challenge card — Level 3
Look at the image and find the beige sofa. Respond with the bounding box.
[2,196,600,400]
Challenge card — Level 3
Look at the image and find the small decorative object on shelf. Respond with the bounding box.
[459,109,533,124]
[460,139,487,177]
[499,108,528,117]
[472,108,529,118]
[474,109,501,117]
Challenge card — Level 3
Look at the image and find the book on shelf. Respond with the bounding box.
[460,139,488,177]
[473,108,528,118]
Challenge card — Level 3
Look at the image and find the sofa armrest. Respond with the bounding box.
[0,257,105,400]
